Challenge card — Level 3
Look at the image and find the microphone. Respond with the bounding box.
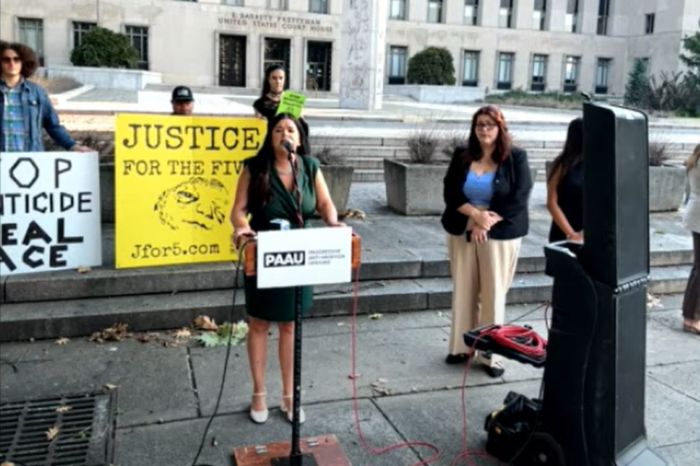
[282,139,295,155]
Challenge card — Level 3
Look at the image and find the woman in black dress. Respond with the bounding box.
[547,118,583,243]
[253,65,286,121]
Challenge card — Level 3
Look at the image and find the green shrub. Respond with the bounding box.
[624,58,651,107]
[485,89,584,109]
[406,47,455,86]
[70,27,139,69]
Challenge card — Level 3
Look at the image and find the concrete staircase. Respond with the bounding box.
[308,136,693,182]
[0,217,692,341]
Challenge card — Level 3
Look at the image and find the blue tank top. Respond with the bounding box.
[463,170,495,208]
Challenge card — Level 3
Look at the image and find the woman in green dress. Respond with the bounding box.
[230,113,342,424]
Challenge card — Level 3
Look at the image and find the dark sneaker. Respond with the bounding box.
[445,353,470,364]
[484,364,505,378]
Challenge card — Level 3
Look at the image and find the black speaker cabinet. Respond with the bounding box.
[582,103,649,287]
[541,103,665,466]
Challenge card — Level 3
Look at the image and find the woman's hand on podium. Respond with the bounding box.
[327,221,347,227]
[233,227,256,249]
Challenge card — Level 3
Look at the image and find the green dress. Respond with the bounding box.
[244,155,320,322]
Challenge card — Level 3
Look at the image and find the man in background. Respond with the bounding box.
[171,85,194,115]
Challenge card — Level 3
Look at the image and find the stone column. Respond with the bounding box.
[515,0,535,30]
[480,0,500,28]
[339,0,388,110]
[548,0,568,32]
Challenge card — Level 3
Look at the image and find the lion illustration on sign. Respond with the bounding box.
[154,177,229,231]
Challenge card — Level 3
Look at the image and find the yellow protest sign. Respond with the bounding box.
[276,91,306,119]
[114,114,265,268]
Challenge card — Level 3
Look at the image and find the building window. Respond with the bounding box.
[125,25,149,70]
[533,0,547,31]
[18,18,44,65]
[464,0,479,26]
[597,0,611,35]
[499,0,514,28]
[73,21,96,48]
[388,46,407,84]
[563,56,580,92]
[389,0,406,20]
[595,58,611,94]
[531,54,547,91]
[306,41,332,91]
[309,0,328,14]
[645,13,655,34]
[428,0,443,23]
[222,0,244,5]
[219,34,247,87]
[268,0,287,8]
[264,38,291,84]
[497,52,514,90]
[463,51,479,86]
[566,0,579,33]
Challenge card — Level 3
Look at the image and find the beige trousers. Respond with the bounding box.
[447,233,521,366]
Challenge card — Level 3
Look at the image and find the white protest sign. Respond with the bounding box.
[256,226,352,288]
[0,152,102,275]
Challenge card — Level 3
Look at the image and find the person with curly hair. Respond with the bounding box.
[0,41,90,152]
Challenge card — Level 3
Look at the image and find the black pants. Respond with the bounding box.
[682,232,700,321]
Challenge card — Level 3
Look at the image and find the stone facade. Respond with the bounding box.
[0,0,697,97]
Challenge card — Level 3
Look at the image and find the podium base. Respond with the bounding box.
[270,453,319,466]
[233,435,350,466]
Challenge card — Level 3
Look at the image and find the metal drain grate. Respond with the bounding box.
[0,392,114,466]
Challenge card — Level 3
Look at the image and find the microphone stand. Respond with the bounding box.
[273,147,316,466]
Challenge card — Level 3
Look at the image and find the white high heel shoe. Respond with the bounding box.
[249,391,269,424]
[280,394,305,424]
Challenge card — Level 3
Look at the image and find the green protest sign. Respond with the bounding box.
[276,91,306,119]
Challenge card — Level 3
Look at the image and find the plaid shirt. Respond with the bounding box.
[1,80,28,152]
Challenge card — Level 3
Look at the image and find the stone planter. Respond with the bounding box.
[649,165,686,212]
[321,165,354,213]
[384,159,447,215]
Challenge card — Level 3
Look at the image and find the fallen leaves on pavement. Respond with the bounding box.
[368,313,383,320]
[370,377,392,396]
[90,323,129,343]
[103,383,119,391]
[193,315,218,331]
[174,328,191,339]
[55,405,72,413]
[46,425,60,441]
[646,292,663,309]
[196,320,248,347]
[55,337,70,345]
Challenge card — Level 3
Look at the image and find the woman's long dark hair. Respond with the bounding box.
[247,113,308,211]
[0,41,39,78]
[261,64,285,98]
[547,117,583,183]
[461,105,512,166]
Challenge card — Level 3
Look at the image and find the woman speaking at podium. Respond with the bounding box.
[230,113,342,425]
[441,105,533,377]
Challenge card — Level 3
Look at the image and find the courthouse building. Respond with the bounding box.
[0,0,698,97]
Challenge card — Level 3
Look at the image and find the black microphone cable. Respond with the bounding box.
[190,237,252,466]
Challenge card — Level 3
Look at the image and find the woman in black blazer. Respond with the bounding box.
[441,105,533,377]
